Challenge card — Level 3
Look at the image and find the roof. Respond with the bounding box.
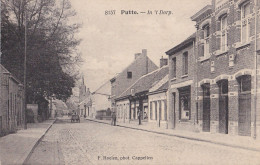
[93,79,111,95]
[110,51,158,83]
[191,5,212,21]
[0,64,23,85]
[166,33,196,56]
[117,65,169,100]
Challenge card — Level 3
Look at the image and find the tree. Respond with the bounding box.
[1,0,82,103]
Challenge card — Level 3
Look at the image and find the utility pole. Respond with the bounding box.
[23,0,27,129]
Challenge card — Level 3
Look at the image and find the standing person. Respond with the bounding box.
[111,112,116,126]
[138,110,141,125]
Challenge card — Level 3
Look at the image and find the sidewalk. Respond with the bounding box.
[86,118,260,152]
[0,119,56,165]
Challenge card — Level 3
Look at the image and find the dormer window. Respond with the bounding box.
[220,14,227,51]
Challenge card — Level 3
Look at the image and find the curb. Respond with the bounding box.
[22,119,57,165]
[86,118,260,153]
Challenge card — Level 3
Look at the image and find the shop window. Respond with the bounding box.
[179,87,191,120]
[241,2,250,43]
[182,52,188,75]
[220,15,227,51]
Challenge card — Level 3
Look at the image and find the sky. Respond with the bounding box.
[69,0,211,93]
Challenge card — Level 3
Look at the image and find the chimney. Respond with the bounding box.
[142,49,147,56]
[135,53,141,59]
[160,56,168,68]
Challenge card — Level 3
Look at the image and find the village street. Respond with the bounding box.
[25,117,260,165]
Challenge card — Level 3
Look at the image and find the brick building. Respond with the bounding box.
[0,65,25,136]
[116,62,168,124]
[179,0,260,138]
[110,49,158,113]
[166,34,197,132]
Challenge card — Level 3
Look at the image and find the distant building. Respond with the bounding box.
[92,80,111,118]
[78,76,91,117]
[0,64,25,136]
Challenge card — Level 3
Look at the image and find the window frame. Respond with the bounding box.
[179,87,191,120]
[172,57,177,78]
[182,52,188,76]
[240,1,250,43]
[220,14,228,51]
[238,75,251,94]
[127,71,132,79]
[203,25,210,58]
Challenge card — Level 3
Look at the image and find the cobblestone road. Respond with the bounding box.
[26,117,260,165]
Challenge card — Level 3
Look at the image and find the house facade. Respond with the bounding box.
[91,80,112,118]
[166,34,197,132]
[148,74,169,129]
[0,65,25,136]
[116,62,168,124]
[110,49,158,113]
[187,0,260,138]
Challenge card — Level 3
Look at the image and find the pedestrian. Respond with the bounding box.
[138,110,141,125]
[111,112,116,126]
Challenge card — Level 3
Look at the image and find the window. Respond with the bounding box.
[179,87,191,120]
[202,83,210,98]
[238,75,251,93]
[220,15,227,51]
[164,100,167,121]
[127,71,132,79]
[154,102,157,120]
[241,2,250,43]
[218,80,228,96]
[172,57,176,78]
[203,25,210,57]
[182,52,188,75]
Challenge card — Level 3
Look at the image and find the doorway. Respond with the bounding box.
[202,84,210,132]
[218,80,229,134]
[238,75,251,136]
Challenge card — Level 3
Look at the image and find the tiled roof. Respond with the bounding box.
[118,66,169,99]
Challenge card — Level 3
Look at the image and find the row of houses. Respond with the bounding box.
[79,0,260,139]
[0,64,25,136]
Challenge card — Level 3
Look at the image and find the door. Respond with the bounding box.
[203,97,210,132]
[219,96,228,134]
[238,93,251,136]
[202,84,210,132]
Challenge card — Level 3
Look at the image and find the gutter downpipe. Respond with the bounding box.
[195,24,199,125]
[254,0,258,139]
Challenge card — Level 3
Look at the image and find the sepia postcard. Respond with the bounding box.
[0,0,260,164]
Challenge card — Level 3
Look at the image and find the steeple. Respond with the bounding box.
[82,75,85,85]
